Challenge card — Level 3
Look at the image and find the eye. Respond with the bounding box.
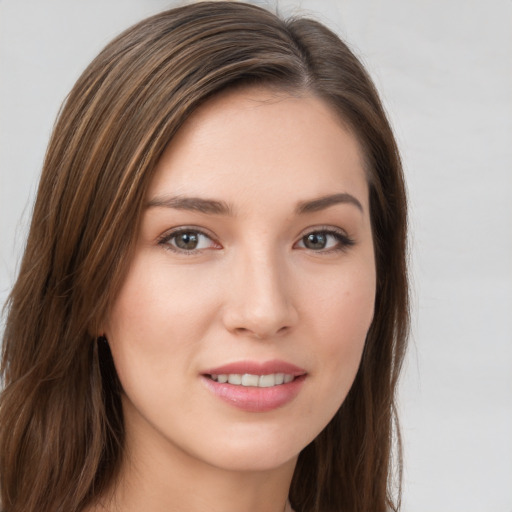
[158,228,220,253]
[295,229,355,252]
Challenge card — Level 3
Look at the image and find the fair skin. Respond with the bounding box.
[98,86,376,512]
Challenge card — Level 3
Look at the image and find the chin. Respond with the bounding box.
[205,446,299,474]
[181,423,314,473]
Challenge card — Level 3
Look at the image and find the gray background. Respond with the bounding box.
[1,1,511,510]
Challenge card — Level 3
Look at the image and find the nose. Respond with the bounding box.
[221,248,298,340]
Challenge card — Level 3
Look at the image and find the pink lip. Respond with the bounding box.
[203,359,306,377]
[201,359,307,413]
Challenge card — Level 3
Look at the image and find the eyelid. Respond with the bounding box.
[156,224,354,255]
[157,226,221,253]
[294,225,355,252]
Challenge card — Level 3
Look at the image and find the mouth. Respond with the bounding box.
[201,360,307,412]
[207,373,296,387]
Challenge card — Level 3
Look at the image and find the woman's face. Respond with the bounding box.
[105,87,376,473]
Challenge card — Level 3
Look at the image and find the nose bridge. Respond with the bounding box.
[224,241,297,338]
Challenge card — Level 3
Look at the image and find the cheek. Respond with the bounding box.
[330,285,374,355]
[104,254,229,405]
[107,255,213,340]
[313,264,375,341]
[305,265,375,400]
[105,259,187,382]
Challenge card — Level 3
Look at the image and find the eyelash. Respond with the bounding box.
[157,226,355,255]
[157,227,219,254]
[295,227,355,254]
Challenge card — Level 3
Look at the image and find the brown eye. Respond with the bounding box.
[159,229,219,253]
[296,229,355,252]
[303,233,328,250]
[174,232,200,250]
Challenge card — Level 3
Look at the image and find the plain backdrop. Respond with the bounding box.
[1,1,511,510]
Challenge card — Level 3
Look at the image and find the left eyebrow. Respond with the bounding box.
[296,193,364,214]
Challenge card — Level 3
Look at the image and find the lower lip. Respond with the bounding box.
[201,375,306,412]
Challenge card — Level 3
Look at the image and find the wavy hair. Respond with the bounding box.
[0,2,408,511]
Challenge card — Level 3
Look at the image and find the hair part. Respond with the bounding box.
[1,3,408,511]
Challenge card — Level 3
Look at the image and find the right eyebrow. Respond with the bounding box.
[146,195,233,216]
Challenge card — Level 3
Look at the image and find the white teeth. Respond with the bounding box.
[258,374,275,387]
[210,373,296,387]
[241,374,259,386]
[227,374,242,385]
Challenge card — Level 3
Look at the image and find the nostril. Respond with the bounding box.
[235,327,263,339]
[233,325,291,339]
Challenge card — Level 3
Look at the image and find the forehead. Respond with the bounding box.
[148,86,368,212]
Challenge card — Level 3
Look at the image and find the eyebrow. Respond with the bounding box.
[146,195,232,215]
[296,193,363,214]
[146,192,363,216]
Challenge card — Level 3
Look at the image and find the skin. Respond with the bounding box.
[99,86,376,512]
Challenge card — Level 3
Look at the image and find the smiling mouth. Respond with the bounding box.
[202,365,307,411]
[207,373,296,387]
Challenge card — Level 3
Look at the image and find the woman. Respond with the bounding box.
[0,2,408,511]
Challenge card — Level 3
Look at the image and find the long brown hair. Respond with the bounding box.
[0,2,408,511]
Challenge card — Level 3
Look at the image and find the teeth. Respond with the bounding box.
[258,374,275,387]
[228,374,242,385]
[210,373,296,387]
[241,374,259,386]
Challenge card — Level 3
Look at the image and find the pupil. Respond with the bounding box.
[176,232,198,250]
[305,233,326,249]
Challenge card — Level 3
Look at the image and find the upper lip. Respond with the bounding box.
[203,359,307,376]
